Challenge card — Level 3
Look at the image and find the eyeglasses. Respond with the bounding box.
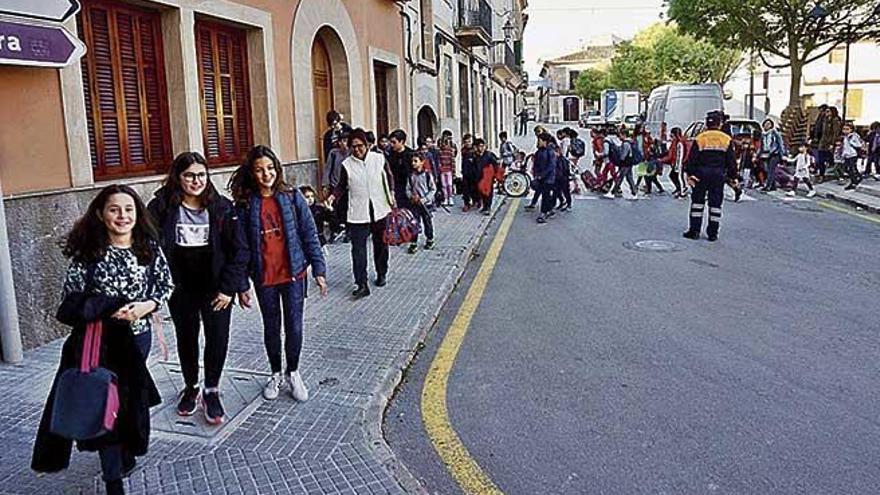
[181,172,207,183]
[351,143,367,150]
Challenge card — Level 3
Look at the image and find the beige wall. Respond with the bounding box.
[0,67,70,194]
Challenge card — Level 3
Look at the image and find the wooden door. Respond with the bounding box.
[374,63,389,137]
[312,38,333,188]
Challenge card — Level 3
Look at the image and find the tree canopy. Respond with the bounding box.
[667,0,880,106]
[574,23,741,102]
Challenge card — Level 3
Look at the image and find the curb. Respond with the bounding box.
[818,190,880,215]
[360,197,509,495]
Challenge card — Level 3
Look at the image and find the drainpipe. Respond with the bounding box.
[396,2,418,139]
[0,177,22,363]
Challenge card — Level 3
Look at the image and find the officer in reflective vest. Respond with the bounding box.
[683,111,737,242]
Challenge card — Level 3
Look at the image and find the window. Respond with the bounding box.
[419,0,435,62]
[569,70,581,91]
[374,62,390,137]
[77,0,172,179]
[444,55,454,118]
[829,47,846,64]
[196,20,253,166]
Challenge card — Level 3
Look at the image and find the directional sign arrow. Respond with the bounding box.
[0,0,80,23]
[0,19,85,68]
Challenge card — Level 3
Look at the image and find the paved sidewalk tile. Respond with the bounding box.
[815,180,880,213]
[0,200,503,495]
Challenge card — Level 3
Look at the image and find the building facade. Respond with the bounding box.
[537,39,616,123]
[0,0,528,353]
[401,0,528,150]
[726,40,880,126]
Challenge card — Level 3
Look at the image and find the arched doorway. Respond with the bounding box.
[312,37,333,186]
[311,26,351,188]
[417,106,437,143]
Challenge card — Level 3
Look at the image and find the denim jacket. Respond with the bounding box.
[239,189,327,288]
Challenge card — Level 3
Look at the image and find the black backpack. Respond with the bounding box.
[570,137,586,158]
[605,137,623,166]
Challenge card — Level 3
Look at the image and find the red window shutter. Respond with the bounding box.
[78,0,171,180]
[196,20,253,166]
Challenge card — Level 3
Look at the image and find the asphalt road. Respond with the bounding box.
[384,166,880,494]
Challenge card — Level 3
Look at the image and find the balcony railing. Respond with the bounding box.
[456,0,493,47]
[492,44,521,82]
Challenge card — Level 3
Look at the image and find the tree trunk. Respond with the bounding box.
[788,57,804,109]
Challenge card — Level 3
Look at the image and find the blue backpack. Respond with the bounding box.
[630,141,645,165]
[605,138,623,166]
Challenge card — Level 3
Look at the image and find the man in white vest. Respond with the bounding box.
[328,128,395,298]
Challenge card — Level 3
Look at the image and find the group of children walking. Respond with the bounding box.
[33,144,327,495]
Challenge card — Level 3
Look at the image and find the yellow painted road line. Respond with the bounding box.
[420,199,520,495]
[817,200,880,224]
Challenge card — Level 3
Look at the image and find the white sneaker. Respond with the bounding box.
[806,190,817,198]
[603,191,614,199]
[288,371,309,402]
[263,373,283,400]
[630,192,639,200]
[786,190,796,197]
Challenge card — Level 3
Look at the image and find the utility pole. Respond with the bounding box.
[0,175,23,363]
[749,48,756,120]
[842,33,851,122]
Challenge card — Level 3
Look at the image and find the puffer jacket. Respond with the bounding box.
[238,189,327,287]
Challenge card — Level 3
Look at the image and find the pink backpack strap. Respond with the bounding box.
[90,321,103,370]
[80,322,95,373]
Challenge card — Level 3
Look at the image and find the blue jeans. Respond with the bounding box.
[255,280,306,374]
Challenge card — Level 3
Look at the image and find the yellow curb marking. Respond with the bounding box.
[817,200,880,224]
[420,199,520,495]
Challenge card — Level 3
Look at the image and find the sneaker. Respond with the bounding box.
[263,373,283,400]
[682,230,700,240]
[482,209,491,216]
[604,191,615,199]
[352,284,371,298]
[176,386,199,416]
[536,215,547,224]
[806,190,817,198]
[288,371,309,402]
[462,205,470,212]
[375,274,387,287]
[734,188,743,202]
[786,190,796,197]
[425,240,435,250]
[844,183,856,190]
[407,243,418,254]
[707,233,719,242]
[202,390,225,425]
[547,210,557,218]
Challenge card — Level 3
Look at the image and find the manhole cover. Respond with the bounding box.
[151,363,268,440]
[623,239,682,253]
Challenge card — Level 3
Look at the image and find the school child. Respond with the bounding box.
[866,121,880,179]
[229,145,328,402]
[148,152,249,424]
[406,152,437,253]
[783,143,817,197]
[438,131,458,206]
[300,185,333,248]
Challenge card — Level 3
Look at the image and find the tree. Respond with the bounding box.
[667,0,880,108]
[634,23,741,87]
[607,42,660,95]
[574,68,609,103]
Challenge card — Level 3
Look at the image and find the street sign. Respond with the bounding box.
[0,19,85,68]
[0,0,80,23]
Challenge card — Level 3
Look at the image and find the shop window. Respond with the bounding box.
[196,20,253,166]
[77,0,172,179]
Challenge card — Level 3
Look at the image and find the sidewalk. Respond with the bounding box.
[0,200,505,495]
[815,178,880,214]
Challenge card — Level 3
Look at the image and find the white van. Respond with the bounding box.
[645,84,724,136]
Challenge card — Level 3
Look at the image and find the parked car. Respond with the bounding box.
[581,110,605,128]
[684,118,762,156]
[622,114,643,130]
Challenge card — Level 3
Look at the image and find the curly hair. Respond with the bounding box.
[228,145,287,205]
[62,185,159,265]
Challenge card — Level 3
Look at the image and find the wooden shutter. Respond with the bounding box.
[196,20,253,166]
[77,0,171,179]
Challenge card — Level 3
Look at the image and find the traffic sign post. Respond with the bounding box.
[0,19,85,68]
[0,0,80,23]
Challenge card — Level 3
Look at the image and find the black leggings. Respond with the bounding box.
[556,176,572,208]
[669,168,683,193]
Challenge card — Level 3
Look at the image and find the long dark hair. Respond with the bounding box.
[162,151,217,208]
[228,145,286,204]
[62,185,158,265]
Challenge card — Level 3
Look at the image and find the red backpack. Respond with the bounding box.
[383,208,420,246]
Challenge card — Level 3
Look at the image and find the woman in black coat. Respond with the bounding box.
[32,185,174,495]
